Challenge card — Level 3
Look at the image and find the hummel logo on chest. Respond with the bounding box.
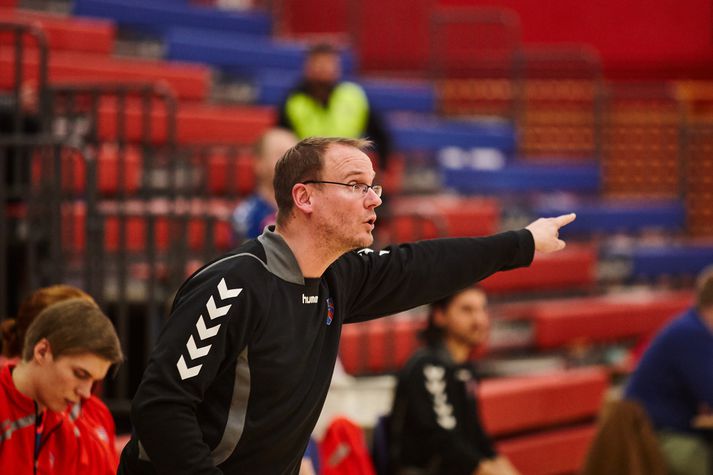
[302,294,319,304]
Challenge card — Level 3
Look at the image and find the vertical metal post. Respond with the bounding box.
[0,146,7,317]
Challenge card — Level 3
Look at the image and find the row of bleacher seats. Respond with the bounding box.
[4,5,711,206]
[481,367,608,475]
[4,2,709,283]
[339,288,692,375]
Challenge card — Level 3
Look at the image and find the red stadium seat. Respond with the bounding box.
[62,203,147,253]
[363,320,390,373]
[30,144,141,195]
[63,200,233,254]
[481,244,596,294]
[0,9,115,54]
[498,424,597,475]
[0,48,210,100]
[386,195,500,242]
[95,102,275,145]
[529,291,692,349]
[479,367,608,436]
[71,144,142,195]
[391,318,423,370]
[203,149,255,195]
[339,315,425,375]
[338,323,364,375]
[186,217,232,252]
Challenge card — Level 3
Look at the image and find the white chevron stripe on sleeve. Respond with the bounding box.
[207,296,231,320]
[177,278,243,381]
[437,415,456,430]
[187,335,212,360]
[196,315,220,340]
[218,278,243,300]
[177,355,202,380]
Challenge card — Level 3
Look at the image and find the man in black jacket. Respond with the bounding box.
[390,287,520,475]
[118,136,574,474]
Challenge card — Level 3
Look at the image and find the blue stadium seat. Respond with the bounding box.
[165,27,355,74]
[73,0,272,36]
[255,73,435,113]
[166,28,305,69]
[440,161,600,194]
[387,113,517,153]
[362,80,436,114]
[629,245,713,277]
[535,200,686,235]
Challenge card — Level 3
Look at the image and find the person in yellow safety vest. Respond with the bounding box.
[277,43,392,170]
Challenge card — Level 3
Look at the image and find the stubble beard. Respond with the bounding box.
[315,216,374,258]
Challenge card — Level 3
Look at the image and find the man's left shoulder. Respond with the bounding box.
[336,81,368,97]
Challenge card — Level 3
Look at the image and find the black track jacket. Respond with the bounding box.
[118,226,534,474]
[390,345,497,475]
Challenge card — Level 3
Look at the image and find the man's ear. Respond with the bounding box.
[292,183,313,215]
[33,338,53,365]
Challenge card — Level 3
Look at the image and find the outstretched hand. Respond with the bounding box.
[525,213,576,253]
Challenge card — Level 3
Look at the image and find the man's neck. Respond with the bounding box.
[443,338,471,364]
[305,81,335,105]
[274,224,343,278]
[11,363,43,409]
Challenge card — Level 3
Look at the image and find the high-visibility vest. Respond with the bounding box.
[284,82,369,139]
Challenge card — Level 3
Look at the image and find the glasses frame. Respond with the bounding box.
[301,180,383,197]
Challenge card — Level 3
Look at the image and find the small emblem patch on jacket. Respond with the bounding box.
[326,297,334,325]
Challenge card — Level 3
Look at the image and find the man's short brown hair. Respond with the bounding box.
[307,42,339,58]
[273,137,372,226]
[22,298,124,364]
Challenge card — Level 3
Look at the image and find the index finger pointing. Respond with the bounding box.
[553,213,576,228]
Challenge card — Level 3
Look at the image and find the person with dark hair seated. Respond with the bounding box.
[390,287,520,475]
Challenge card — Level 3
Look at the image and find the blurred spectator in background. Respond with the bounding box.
[231,128,298,243]
[624,265,713,475]
[277,43,392,171]
[389,286,521,475]
[0,286,123,475]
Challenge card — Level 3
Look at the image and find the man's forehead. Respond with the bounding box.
[324,144,374,177]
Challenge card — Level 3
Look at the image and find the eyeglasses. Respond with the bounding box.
[302,180,383,197]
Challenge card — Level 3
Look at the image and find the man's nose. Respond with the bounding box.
[365,189,382,207]
[76,381,92,399]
